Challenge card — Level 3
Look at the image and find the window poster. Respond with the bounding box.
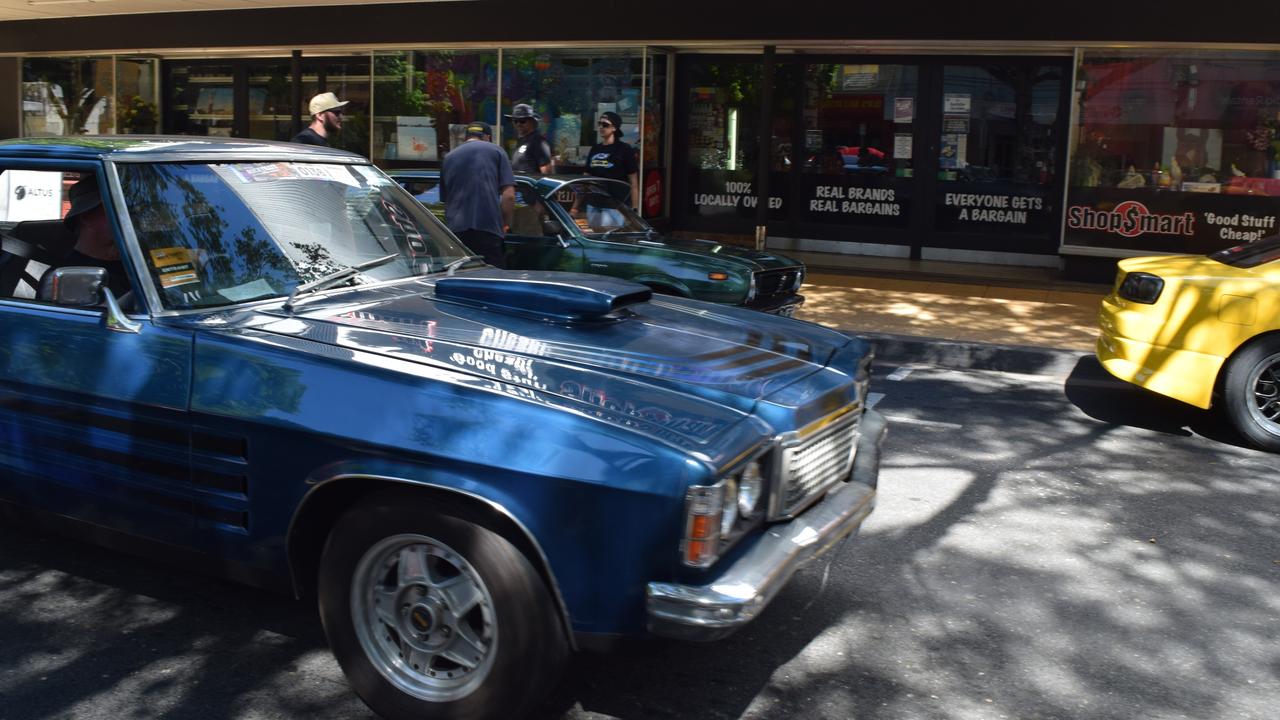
[553,113,582,164]
[942,93,971,115]
[894,133,913,160]
[893,97,914,124]
[939,134,966,168]
[396,116,437,161]
[840,64,880,91]
[942,116,969,134]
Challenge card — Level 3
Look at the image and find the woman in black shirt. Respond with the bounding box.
[585,111,640,209]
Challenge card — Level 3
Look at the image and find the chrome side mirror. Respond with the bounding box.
[37,266,141,333]
[38,266,105,307]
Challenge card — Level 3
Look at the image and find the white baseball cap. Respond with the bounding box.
[309,91,349,116]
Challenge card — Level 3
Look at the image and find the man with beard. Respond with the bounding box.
[292,92,348,146]
[505,103,554,174]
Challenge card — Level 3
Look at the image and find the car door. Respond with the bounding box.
[503,184,585,272]
[0,164,194,547]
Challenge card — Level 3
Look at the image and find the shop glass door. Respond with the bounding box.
[674,56,795,232]
[926,60,1068,256]
[793,61,919,244]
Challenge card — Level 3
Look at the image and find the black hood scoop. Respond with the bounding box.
[432,270,652,322]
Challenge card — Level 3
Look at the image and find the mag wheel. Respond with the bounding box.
[1222,337,1280,452]
[319,494,566,720]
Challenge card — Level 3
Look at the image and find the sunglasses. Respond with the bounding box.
[327,110,344,117]
[515,118,534,124]
[598,121,613,128]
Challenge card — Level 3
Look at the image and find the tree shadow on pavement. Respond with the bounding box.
[1,369,1276,720]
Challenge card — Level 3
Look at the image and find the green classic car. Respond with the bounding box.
[392,171,805,315]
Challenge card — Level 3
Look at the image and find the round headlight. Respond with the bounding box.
[738,461,764,518]
[719,477,739,536]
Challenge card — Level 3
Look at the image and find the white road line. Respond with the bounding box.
[886,367,913,381]
[883,415,963,430]
[866,392,885,409]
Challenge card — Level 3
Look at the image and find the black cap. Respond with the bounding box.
[464,121,492,138]
[63,175,101,228]
[599,111,623,138]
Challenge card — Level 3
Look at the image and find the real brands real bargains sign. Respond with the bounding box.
[1064,188,1280,254]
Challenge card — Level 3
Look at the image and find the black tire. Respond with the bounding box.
[318,492,567,720]
[1221,336,1280,452]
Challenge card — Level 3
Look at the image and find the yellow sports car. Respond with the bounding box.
[1097,235,1280,451]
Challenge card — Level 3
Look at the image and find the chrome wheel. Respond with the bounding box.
[1246,350,1280,435]
[350,533,497,702]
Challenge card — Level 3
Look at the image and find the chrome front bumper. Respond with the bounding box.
[646,409,887,641]
[748,293,805,317]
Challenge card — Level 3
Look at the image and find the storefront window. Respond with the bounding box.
[164,56,370,154]
[501,49,643,171]
[1068,49,1280,254]
[166,61,235,138]
[116,57,159,135]
[799,62,918,230]
[372,51,498,168]
[934,62,1063,239]
[22,57,114,136]
[679,56,793,229]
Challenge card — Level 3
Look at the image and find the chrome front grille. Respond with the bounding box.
[772,409,861,519]
[751,268,801,305]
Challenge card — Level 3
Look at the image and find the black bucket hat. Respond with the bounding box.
[505,103,540,121]
[63,175,102,228]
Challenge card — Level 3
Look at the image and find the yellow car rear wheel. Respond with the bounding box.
[1222,336,1280,452]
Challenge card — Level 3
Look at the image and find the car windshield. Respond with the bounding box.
[552,182,649,237]
[117,161,473,310]
[1209,233,1280,269]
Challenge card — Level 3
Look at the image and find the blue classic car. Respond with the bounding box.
[0,137,884,720]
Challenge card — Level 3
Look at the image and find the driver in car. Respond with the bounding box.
[61,175,133,298]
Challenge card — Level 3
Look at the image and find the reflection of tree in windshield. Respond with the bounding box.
[290,241,355,284]
[120,163,303,308]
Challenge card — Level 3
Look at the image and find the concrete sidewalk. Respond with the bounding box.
[792,270,1108,374]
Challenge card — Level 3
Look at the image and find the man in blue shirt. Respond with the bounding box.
[439,122,515,268]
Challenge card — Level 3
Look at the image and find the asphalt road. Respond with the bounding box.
[1,356,1276,720]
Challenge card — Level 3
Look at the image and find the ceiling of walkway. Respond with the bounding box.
[0,0,459,23]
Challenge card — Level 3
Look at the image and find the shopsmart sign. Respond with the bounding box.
[1067,201,1195,238]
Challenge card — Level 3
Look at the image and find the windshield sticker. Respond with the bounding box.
[573,217,591,229]
[220,162,359,187]
[149,247,201,289]
[218,278,278,302]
